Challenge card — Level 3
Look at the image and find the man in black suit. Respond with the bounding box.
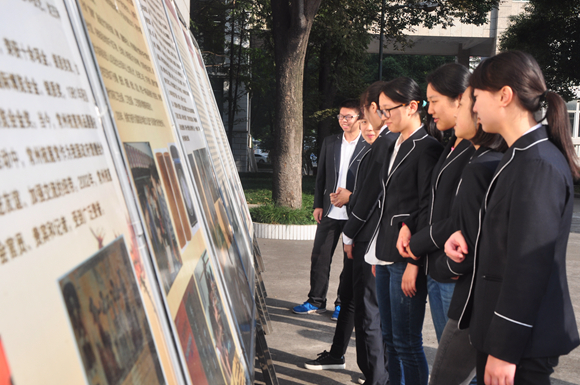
[292,99,368,319]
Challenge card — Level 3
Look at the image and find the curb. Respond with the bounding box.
[254,222,317,240]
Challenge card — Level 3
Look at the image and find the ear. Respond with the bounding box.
[369,102,377,112]
[408,100,419,115]
[498,86,514,107]
[453,94,462,108]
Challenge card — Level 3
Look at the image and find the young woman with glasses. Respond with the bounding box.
[366,77,443,385]
[340,81,400,385]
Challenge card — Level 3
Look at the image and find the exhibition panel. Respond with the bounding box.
[0,0,263,383]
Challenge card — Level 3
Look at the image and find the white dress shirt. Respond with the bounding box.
[523,123,542,136]
[328,132,361,220]
[365,125,422,265]
[342,125,388,246]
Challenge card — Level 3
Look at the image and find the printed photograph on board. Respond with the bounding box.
[190,148,221,205]
[187,151,230,251]
[174,301,208,385]
[124,142,182,293]
[188,149,254,360]
[194,251,236,383]
[188,148,252,284]
[219,190,253,287]
[156,150,192,249]
[176,276,227,385]
[59,237,165,385]
[170,145,197,228]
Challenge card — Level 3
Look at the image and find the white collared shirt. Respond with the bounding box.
[388,125,423,175]
[523,123,542,136]
[342,126,387,246]
[365,125,422,265]
[328,132,361,220]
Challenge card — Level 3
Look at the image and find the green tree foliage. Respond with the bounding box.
[301,1,499,160]
[380,0,498,47]
[500,0,580,100]
[193,0,502,208]
[191,0,257,145]
[304,0,380,159]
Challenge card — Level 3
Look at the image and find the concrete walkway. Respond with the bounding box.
[254,196,580,385]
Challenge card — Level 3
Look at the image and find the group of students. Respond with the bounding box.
[299,51,580,385]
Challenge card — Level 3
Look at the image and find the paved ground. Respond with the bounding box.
[254,196,580,385]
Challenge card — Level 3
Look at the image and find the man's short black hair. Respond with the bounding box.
[339,99,361,116]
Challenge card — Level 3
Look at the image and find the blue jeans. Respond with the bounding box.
[426,276,455,342]
[376,263,428,385]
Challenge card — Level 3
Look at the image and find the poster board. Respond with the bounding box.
[177,29,256,283]
[135,0,256,371]
[68,0,255,382]
[0,0,259,383]
[0,0,181,383]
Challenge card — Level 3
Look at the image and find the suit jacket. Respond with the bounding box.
[344,129,398,242]
[408,137,475,281]
[368,127,443,265]
[433,146,503,321]
[314,133,369,217]
[468,126,579,364]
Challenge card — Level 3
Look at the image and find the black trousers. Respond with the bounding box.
[307,216,345,308]
[330,241,389,385]
[476,351,558,385]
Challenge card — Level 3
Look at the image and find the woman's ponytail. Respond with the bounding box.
[470,51,580,180]
[544,91,580,179]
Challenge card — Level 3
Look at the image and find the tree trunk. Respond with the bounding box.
[271,0,322,209]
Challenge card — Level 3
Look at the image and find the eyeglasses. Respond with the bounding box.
[377,104,406,119]
[337,114,359,121]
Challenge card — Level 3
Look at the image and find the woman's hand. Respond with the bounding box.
[445,230,468,263]
[402,263,419,297]
[344,243,354,259]
[397,224,413,258]
[372,265,376,277]
[484,355,516,385]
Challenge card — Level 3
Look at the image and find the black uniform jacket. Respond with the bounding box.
[344,129,398,242]
[433,146,503,321]
[408,136,475,281]
[468,126,579,364]
[368,127,443,265]
[313,133,369,216]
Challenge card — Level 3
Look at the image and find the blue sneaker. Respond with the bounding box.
[292,301,326,314]
[331,305,341,321]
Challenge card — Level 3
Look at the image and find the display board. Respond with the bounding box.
[135,0,255,372]
[0,0,181,383]
[69,1,251,384]
[0,0,260,383]
[179,31,255,280]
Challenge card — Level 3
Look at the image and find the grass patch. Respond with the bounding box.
[239,172,275,205]
[249,202,316,225]
[239,172,317,225]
